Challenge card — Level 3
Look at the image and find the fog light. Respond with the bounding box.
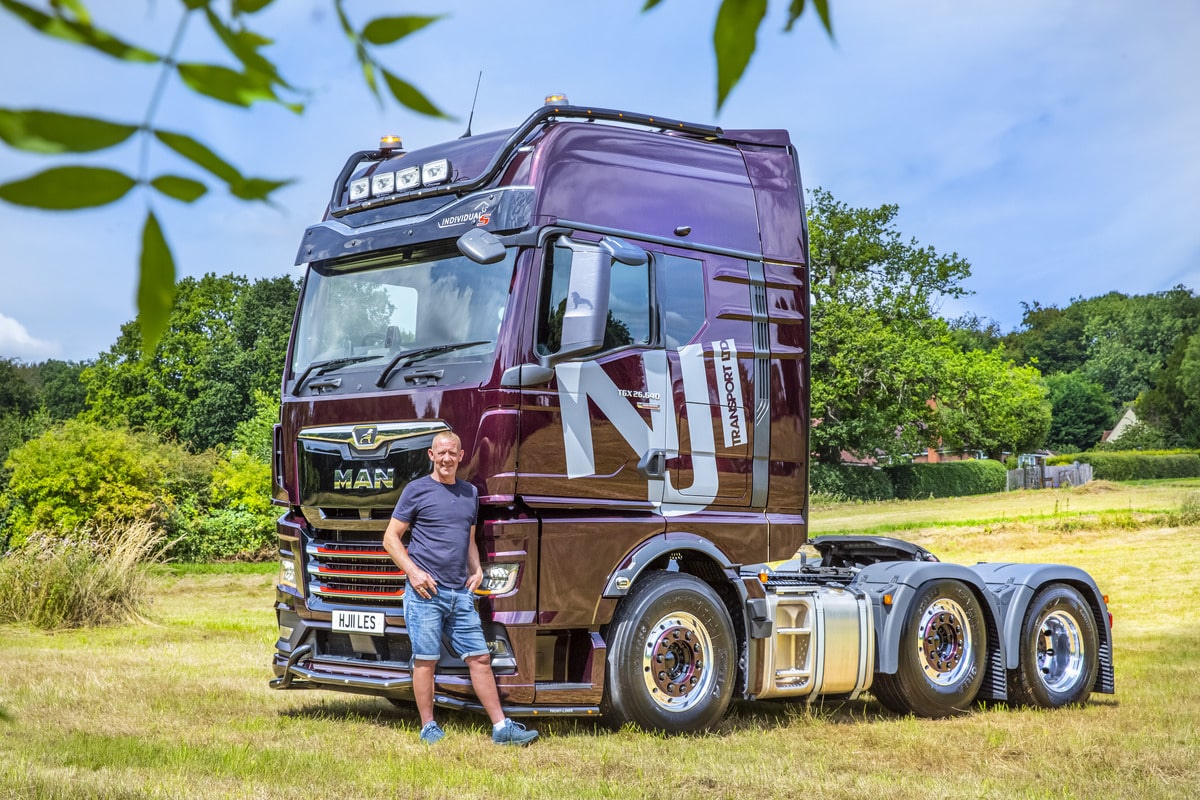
[280,558,296,589]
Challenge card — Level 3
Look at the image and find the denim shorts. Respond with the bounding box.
[404,586,489,661]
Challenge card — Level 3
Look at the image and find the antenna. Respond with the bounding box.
[460,71,483,139]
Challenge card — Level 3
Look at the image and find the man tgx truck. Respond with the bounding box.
[270,100,1113,731]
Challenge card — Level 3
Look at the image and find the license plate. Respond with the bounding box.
[332,610,385,636]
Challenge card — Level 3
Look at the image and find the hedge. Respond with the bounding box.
[811,459,1007,502]
[886,459,1008,500]
[810,463,895,502]
[1046,451,1200,481]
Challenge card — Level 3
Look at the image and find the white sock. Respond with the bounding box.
[493,719,508,732]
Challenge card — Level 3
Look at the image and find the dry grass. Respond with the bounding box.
[2,485,1199,798]
[0,522,166,629]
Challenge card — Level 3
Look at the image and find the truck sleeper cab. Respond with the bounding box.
[270,104,1113,731]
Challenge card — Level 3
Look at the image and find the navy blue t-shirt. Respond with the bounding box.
[391,475,478,589]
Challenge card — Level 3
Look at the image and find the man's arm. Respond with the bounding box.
[382,517,438,597]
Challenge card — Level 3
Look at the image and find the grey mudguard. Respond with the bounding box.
[853,561,1008,700]
[966,561,1115,694]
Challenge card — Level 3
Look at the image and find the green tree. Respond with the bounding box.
[1044,371,1113,451]
[31,359,89,420]
[1079,288,1200,404]
[0,358,37,416]
[935,349,1051,459]
[807,188,971,463]
[1137,330,1200,448]
[81,273,297,451]
[1001,300,1090,375]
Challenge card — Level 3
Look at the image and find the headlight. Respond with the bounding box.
[475,563,520,596]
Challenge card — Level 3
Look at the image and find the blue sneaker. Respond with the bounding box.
[492,718,538,746]
[419,721,445,745]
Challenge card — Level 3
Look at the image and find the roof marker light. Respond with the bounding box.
[545,93,568,105]
[379,134,403,151]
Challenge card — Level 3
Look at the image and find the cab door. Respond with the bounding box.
[514,234,668,627]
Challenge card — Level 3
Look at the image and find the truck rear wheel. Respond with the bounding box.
[601,571,735,732]
[1007,583,1098,708]
[873,579,987,718]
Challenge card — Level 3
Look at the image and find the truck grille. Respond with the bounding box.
[306,532,406,607]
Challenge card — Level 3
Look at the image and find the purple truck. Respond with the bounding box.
[269,102,1113,731]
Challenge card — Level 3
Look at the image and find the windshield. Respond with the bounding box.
[291,247,516,381]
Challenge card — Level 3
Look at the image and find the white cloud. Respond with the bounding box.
[0,312,60,362]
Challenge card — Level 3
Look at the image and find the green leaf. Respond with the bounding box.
[233,0,275,14]
[176,62,302,112]
[154,130,239,183]
[151,175,208,203]
[381,69,451,119]
[230,176,291,202]
[642,0,664,10]
[0,108,137,154]
[137,211,177,357]
[202,7,296,94]
[713,0,768,111]
[361,15,441,46]
[0,0,159,63]
[50,0,90,24]
[0,165,135,209]
[154,129,288,202]
[785,0,833,35]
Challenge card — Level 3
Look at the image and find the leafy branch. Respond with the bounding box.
[0,0,446,352]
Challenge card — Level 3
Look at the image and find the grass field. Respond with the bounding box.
[2,480,1199,799]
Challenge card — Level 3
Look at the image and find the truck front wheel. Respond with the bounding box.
[1007,583,1098,708]
[873,579,987,718]
[601,571,735,732]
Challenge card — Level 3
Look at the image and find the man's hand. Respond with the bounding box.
[406,566,438,598]
[466,565,483,594]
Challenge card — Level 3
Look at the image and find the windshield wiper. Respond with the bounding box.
[375,341,491,388]
[291,355,383,396]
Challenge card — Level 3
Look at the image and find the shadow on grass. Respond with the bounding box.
[278,691,896,739]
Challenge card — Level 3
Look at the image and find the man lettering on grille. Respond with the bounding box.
[382,430,538,746]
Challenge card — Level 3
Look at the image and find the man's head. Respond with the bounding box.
[428,431,464,484]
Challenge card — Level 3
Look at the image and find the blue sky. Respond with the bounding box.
[1,1,1198,362]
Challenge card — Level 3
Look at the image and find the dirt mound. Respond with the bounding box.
[1070,479,1120,494]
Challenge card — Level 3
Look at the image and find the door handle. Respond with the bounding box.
[637,449,667,479]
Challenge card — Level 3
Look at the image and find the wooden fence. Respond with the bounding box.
[1006,462,1093,491]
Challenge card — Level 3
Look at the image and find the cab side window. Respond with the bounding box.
[656,252,706,348]
[536,237,651,356]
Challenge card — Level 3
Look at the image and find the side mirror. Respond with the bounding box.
[456,227,506,264]
[548,235,648,364]
[601,237,648,266]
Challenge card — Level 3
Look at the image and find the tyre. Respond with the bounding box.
[601,571,736,732]
[1007,583,1098,708]
[873,579,987,718]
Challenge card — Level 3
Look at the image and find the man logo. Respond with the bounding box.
[334,468,395,491]
[352,426,378,448]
